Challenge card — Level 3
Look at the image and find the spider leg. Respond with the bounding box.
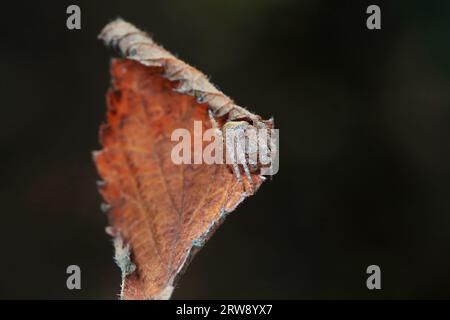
[232,162,243,185]
[241,156,254,195]
[208,109,220,131]
[229,141,245,191]
[223,124,246,192]
[234,131,254,194]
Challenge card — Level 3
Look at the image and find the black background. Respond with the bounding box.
[1,0,450,299]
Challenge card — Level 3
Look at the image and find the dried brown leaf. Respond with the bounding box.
[94,19,274,300]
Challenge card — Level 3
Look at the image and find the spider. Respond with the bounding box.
[208,109,274,195]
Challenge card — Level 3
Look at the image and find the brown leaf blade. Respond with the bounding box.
[94,19,271,300]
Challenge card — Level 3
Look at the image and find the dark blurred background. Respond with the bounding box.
[1,0,450,299]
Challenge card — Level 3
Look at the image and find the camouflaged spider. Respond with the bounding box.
[208,109,274,194]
